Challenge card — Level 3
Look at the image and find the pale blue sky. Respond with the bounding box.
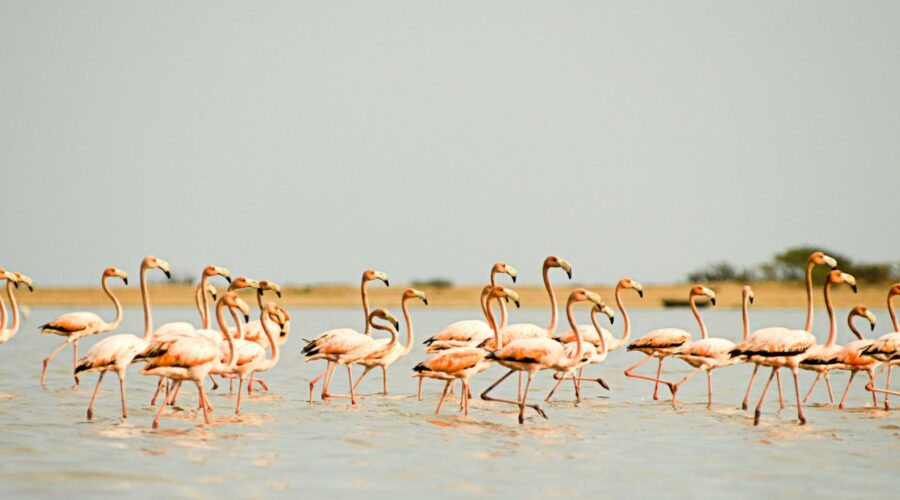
[2,2,898,286]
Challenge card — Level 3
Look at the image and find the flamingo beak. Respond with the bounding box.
[870,323,875,331]
[637,289,644,298]
[123,277,129,286]
[749,296,754,304]
[164,270,171,279]
[514,300,520,309]
[609,316,615,325]
[225,276,232,283]
[710,297,717,306]
[566,269,572,279]
[423,298,429,305]
[244,313,250,322]
[276,290,282,298]
[851,284,858,293]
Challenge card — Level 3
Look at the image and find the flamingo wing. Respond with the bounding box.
[75,334,146,373]
[628,328,691,351]
[141,336,219,371]
[414,347,486,375]
[40,312,103,335]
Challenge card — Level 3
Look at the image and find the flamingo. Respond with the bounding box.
[800,269,861,404]
[860,283,900,408]
[551,278,643,395]
[482,288,604,424]
[140,292,249,428]
[737,251,838,410]
[668,287,747,409]
[353,288,428,395]
[545,302,614,402]
[731,270,856,426]
[303,269,388,402]
[624,285,716,400]
[244,291,284,401]
[834,305,879,409]
[210,309,266,415]
[153,265,231,337]
[0,270,33,345]
[302,309,400,405]
[479,256,572,401]
[39,266,137,386]
[413,286,520,416]
[74,256,169,420]
[236,280,289,396]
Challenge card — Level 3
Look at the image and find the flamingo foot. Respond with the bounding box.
[753,409,762,426]
[597,378,610,391]
[87,409,93,421]
[741,401,748,410]
[799,415,807,425]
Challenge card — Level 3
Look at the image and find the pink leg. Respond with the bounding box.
[886,365,893,410]
[754,368,778,426]
[170,382,184,406]
[117,371,128,419]
[322,362,338,399]
[480,369,547,419]
[308,362,332,402]
[352,366,372,392]
[462,379,471,416]
[741,364,759,410]
[196,381,211,425]
[72,340,80,387]
[624,355,675,396]
[41,340,71,386]
[435,380,451,415]
[824,373,835,403]
[417,376,424,400]
[671,366,705,408]
[86,371,105,420]
[839,370,856,409]
[347,365,357,405]
[544,372,568,402]
[653,358,663,400]
[791,366,807,425]
[706,370,714,408]
[517,372,523,401]
[208,374,219,391]
[235,377,244,414]
[518,370,538,424]
[867,369,878,407]
[153,380,180,429]
[776,370,785,410]
[248,373,255,396]
[150,377,165,406]
[382,366,389,395]
[803,373,821,404]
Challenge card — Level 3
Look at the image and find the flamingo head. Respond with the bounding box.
[142,256,171,279]
[259,280,283,298]
[228,276,260,292]
[827,270,857,293]
[104,267,128,286]
[569,288,603,308]
[12,272,34,292]
[619,278,644,298]
[690,285,717,306]
[742,285,754,305]
[368,308,400,331]
[0,269,11,283]
[204,265,231,283]
[221,291,251,323]
[364,269,390,287]
[888,283,900,298]
[493,262,518,283]
[850,305,877,331]
[205,282,218,302]
[594,301,615,324]
[545,256,572,279]
[810,251,838,270]
[403,288,428,305]
[489,285,520,309]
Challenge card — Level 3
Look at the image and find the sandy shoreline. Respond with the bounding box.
[12,281,888,309]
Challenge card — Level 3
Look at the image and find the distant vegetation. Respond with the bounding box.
[687,245,899,284]
[411,278,454,289]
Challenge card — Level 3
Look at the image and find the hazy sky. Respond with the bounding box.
[2,2,898,286]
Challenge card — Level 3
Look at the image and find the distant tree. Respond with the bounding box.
[411,278,453,289]
[687,261,755,283]
[770,245,851,282]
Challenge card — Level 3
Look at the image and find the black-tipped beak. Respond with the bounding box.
[12,282,18,289]
[392,320,400,330]
[258,289,264,297]
[830,263,838,270]
[164,270,171,279]
[514,300,520,309]
[423,298,429,305]
[710,298,717,306]
[225,276,232,283]
[609,316,615,325]
[566,270,572,279]
[512,276,517,283]
[27,285,34,292]
[851,285,858,294]
[276,291,282,298]
[123,277,129,286]
[211,292,217,301]
[383,279,390,287]
[637,290,644,298]
[749,296,754,304]
[871,323,875,331]
[243,314,250,323]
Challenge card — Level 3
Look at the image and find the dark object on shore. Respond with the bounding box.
[661,298,710,308]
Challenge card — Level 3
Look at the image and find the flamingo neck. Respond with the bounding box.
[259,307,279,368]
[102,275,123,331]
[804,260,815,332]
[544,264,559,334]
[373,321,399,349]
[847,314,864,341]
[487,295,502,350]
[823,280,837,347]
[616,283,631,345]
[590,309,608,357]
[0,284,7,332]
[479,286,490,324]
[216,302,237,368]
[691,295,708,339]
[741,295,750,341]
[140,265,153,340]
[6,281,19,334]
[361,277,371,335]
[199,275,212,329]
[889,294,899,332]
[490,269,509,328]
[401,297,414,353]
[565,298,582,362]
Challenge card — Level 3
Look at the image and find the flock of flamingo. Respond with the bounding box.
[0,251,898,428]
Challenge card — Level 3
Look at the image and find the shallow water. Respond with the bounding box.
[0,306,897,498]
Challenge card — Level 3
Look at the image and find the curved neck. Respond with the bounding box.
[590,309,607,356]
[6,281,19,334]
[889,294,899,332]
[486,295,502,350]
[544,264,559,334]
[847,314,864,341]
[489,269,509,328]
[372,321,398,349]
[0,284,7,332]
[401,297,414,352]
[564,299,582,362]
[741,295,750,341]
[804,260,815,332]
[615,284,631,344]
[140,266,153,340]
[691,295,708,339]
[823,280,837,347]
[199,275,212,329]
[259,306,279,368]
[216,302,238,368]
[361,277,372,335]
[102,275,123,330]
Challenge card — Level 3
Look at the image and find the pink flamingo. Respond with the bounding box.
[732,270,856,425]
[624,285,716,400]
[482,288,603,424]
[210,308,265,415]
[153,265,231,337]
[75,256,169,420]
[304,269,388,402]
[414,286,520,416]
[238,280,289,395]
[141,292,249,428]
[244,294,284,401]
[0,270,33,345]
[39,266,138,386]
[737,251,838,410]
[353,288,428,394]
[860,283,900,408]
[545,302,614,402]
[551,278,643,395]
[834,305,879,409]
[800,269,861,404]
[302,309,400,405]
[668,287,748,409]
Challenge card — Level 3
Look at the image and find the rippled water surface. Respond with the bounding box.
[0,306,897,498]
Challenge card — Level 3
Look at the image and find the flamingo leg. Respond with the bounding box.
[462,379,471,416]
[624,355,675,396]
[803,373,821,403]
[247,373,255,396]
[706,369,715,409]
[208,374,219,391]
[196,381,211,425]
[480,369,547,419]
[839,370,857,409]
[352,366,373,392]
[86,371,106,421]
[417,376,424,401]
[776,370,785,410]
[867,369,878,407]
[517,372,523,401]
[754,368,778,426]
[322,362,338,399]
[824,372,835,403]
[72,340,80,387]
[347,365,357,405]
[382,365,389,395]
[671,366,705,408]
[235,377,244,414]
[653,358,663,400]
[308,362,331,402]
[544,371,567,402]
[170,382,184,406]
[150,377,165,406]
[117,371,128,419]
[153,380,180,429]
[791,367,807,425]
[518,370,537,424]
[41,340,72,386]
[741,364,759,410]
[435,380,451,415]
[885,365,892,410]
[572,369,582,403]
